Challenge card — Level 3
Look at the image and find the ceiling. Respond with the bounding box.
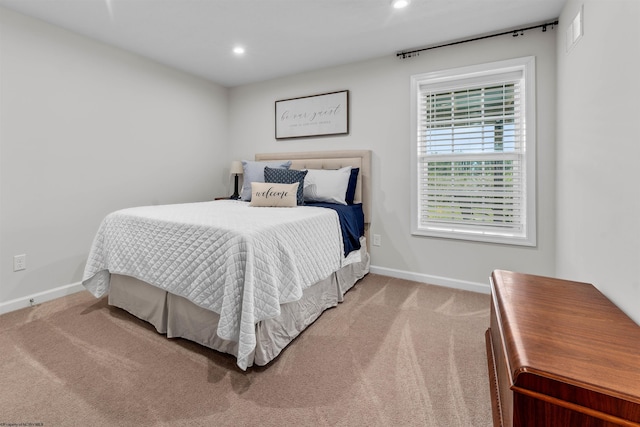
[0,0,566,87]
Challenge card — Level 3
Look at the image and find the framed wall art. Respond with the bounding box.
[275,90,349,139]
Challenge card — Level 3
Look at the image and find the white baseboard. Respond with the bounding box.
[0,268,489,316]
[0,281,85,315]
[369,265,490,295]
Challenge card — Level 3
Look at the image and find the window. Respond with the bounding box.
[410,57,536,246]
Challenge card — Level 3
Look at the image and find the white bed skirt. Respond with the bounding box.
[108,240,370,368]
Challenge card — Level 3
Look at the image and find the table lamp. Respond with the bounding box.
[230,161,243,199]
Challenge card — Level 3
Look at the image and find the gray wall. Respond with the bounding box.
[0,8,230,311]
[229,28,558,293]
[556,0,640,324]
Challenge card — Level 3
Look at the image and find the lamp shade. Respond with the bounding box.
[230,160,243,175]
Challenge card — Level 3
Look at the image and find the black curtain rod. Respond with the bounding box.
[397,20,559,59]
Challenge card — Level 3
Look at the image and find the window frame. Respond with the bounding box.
[410,57,536,246]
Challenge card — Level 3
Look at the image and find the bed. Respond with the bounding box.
[82,150,371,370]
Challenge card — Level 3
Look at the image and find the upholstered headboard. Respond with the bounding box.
[255,150,372,228]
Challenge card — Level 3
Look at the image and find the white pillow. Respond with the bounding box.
[303,166,352,205]
[250,182,299,207]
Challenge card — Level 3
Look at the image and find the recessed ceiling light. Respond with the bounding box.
[392,0,410,9]
[233,46,245,55]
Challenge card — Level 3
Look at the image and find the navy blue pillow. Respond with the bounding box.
[264,167,308,206]
[345,168,360,204]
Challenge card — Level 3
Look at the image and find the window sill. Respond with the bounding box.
[411,227,536,247]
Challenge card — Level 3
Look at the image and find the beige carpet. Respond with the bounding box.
[0,274,492,426]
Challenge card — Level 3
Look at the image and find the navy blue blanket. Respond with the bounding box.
[306,202,364,256]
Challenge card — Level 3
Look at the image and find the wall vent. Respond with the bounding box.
[566,5,584,53]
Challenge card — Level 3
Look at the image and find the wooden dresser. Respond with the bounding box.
[485,270,640,426]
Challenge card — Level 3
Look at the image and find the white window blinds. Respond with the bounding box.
[411,58,536,245]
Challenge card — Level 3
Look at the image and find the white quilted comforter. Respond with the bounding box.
[82,200,344,370]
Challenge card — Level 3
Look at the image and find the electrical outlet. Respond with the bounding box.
[373,234,381,247]
[13,254,26,271]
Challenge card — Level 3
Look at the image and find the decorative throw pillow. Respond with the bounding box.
[264,167,308,206]
[345,167,360,204]
[250,182,299,207]
[303,166,352,205]
[240,160,292,201]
